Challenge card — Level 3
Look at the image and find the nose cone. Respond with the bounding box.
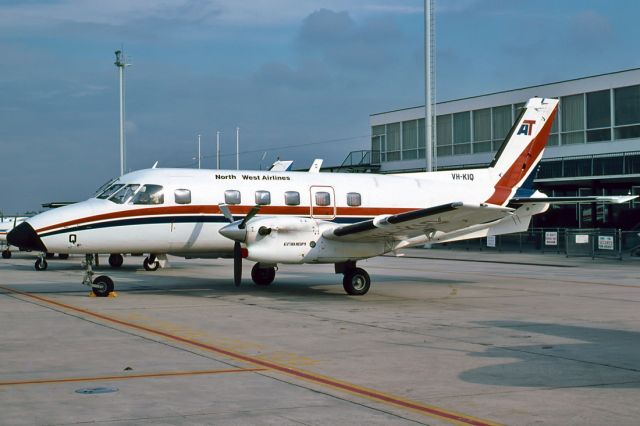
[219,222,247,242]
[7,222,47,252]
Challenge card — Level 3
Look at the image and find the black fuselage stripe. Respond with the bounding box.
[39,215,369,238]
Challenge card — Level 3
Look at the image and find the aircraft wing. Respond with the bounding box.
[510,195,637,205]
[323,202,513,242]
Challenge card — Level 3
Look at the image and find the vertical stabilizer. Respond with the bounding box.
[485,97,558,206]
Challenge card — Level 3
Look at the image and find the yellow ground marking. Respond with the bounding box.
[0,368,266,387]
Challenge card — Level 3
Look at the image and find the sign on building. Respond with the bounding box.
[486,235,496,248]
[545,232,558,246]
[598,235,614,250]
[575,235,589,244]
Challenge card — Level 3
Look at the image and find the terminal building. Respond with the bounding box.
[364,68,640,230]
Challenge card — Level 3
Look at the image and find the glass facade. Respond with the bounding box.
[372,84,640,161]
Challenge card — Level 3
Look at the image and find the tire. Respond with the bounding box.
[35,258,48,271]
[58,253,69,260]
[45,252,55,259]
[251,263,276,286]
[342,267,371,295]
[108,253,124,268]
[143,257,159,271]
[2,250,11,259]
[92,275,114,297]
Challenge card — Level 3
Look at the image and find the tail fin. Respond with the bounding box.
[485,97,558,206]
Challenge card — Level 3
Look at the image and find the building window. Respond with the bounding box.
[224,190,241,205]
[492,105,512,151]
[402,120,418,160]
[436,114,452,157]
[561,94,585,144]
[386,122,401,161]
[453,111,471,155]
[614,85,640,140]
[371,125,385,163]
[255,190,271,205]
[284,191,300,206]
[417,118,426,158]
[473,108,492,153]
[315,192,331,206]
[174,189,191,205]
[586,90,611,143]
[548,108,560,146]
[346,192,361,207]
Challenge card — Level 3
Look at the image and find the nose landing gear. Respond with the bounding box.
[82,254,115,297]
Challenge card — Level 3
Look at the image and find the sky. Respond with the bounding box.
[1,0,639,214]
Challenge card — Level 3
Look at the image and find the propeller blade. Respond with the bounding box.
[233,241,242,286]
[218,204,235,223]
[239,205,261,229]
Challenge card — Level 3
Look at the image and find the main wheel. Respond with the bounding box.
[143,257,159,271]
[251,264,276,286]
[45,252,55,259]
[58,253,69,260]
[92,275,114,297]
[108,253,124,268]
[35,258,48,271]
[342,267,370,295]
[2,250,11,259]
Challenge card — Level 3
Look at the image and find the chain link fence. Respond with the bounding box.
[434,228,640,260]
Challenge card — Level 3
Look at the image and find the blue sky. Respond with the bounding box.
[1,0,639,213]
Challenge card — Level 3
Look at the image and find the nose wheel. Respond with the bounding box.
[35,254,48,271]
[143,255,160,271]
[81,254,115,297]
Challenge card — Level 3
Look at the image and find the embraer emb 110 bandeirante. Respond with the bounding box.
[8,98,635,296]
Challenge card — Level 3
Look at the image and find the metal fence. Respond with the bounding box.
[433,228,640,260]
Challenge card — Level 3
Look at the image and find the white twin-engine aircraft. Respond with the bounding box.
[7,98,635,296]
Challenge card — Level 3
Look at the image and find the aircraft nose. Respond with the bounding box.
[7,222,48,252]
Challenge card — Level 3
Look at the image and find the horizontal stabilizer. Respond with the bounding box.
[510,195,637,205]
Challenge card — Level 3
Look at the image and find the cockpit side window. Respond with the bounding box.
[131,185,164,205]
[94,177,118,197]
[109,184,140,204]
[97,184,124,199]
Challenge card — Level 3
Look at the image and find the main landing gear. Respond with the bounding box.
[336,261,371,295]
[82,254,114,297]
[251,263,276,286]
[2,249,11,259]
[143,254,160,271]
[108,253,124,268]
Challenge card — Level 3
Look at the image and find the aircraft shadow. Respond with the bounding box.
[459,321,640,388]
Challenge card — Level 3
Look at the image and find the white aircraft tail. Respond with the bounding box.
[484,97,558,206]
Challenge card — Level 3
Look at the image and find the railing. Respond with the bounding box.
[338,150,381,168]
[431,228,640,260]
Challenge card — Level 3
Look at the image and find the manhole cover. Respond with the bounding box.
[75,386,119,394]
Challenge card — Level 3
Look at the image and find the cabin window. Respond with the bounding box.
[131,184,164,205]
[284,191,300,206]
[174,189,191,205]
[97,184,124,199]
[110,184,140,204]
[346,192,361,207]
[255,190,271,205]
[315,191,331,206]
[224,190,241,205]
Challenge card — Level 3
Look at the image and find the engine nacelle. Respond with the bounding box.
[244,216,320,264]
[244,217,387,264]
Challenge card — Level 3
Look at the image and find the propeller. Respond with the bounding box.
[218,204,261,286]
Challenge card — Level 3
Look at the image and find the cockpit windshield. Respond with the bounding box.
[131,184,164,205]
[109,184,140,204]
[97,184,125,200]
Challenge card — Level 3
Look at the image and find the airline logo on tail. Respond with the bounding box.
[517,119,536,136]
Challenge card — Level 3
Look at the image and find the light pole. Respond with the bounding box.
[424,0,435,172]
[216,131,220,169]
[197,134,201,169]
[236,127,240,170]
[114,50,130,176]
